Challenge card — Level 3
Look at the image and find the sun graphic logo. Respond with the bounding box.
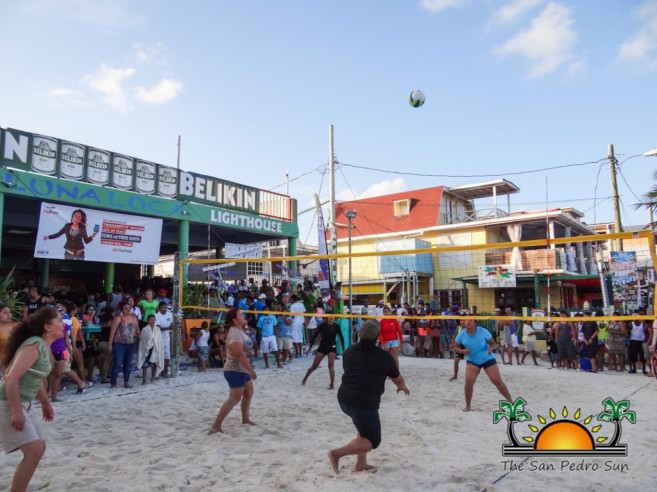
[494,397,636,457]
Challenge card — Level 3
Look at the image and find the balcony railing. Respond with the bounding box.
[443,208,510,224]
[485,249,570,272]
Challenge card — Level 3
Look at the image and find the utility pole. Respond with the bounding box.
[609,144,623,252]
[329,125,337,283]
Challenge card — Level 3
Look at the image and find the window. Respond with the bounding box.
[247,262,264,277]
[393,199,411,217]
[436,289,463,310]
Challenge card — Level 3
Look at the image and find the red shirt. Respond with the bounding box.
[379,319,403,345]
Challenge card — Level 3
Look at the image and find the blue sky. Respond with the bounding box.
[2,0,657,246]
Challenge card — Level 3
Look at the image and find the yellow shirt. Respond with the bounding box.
[0,326,13,365]
[71,316,82,344]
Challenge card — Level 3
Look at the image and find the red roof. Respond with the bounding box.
[334,186,443,239]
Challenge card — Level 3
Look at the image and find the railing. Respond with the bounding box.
[485,249,568,271]
[258,190,293,221]
[443,208,510,224]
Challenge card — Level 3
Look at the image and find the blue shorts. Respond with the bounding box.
[384,340,400,349]
[466,359,497,369]
[224,371,251,389]
[338,399,382,449]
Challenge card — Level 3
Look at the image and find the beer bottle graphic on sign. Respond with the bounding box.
[157,166,178,198]
[31,135,58,175]
[111,154,134,190]
[59,141,85,181]
[86,148,110,185]
[135,161,156,195]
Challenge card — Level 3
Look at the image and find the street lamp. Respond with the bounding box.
[346,210,357,336]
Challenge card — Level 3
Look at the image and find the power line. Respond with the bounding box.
[338,158,609,178]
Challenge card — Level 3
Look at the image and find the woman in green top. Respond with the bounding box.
[0,306,61,492]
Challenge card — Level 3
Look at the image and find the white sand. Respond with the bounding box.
[1,355,655,491]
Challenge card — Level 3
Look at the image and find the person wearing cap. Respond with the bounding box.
[155,288,171,308]
[373,300,385,317]
[328,319,409,474]
[455,316,512,412]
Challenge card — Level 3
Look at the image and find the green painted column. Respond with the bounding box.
[288,237,297,271]
[40,259,50,291]
[0,191,4,266]
[179,220,189,284]
[105,263,115,294]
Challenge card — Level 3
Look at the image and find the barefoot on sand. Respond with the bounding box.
[463,407,471,412]
[242,420,257,426]
[352,465,377,473]
[207,427,222,435]
[328,450,340,474]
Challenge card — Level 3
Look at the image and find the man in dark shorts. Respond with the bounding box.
[301,314,345,389]
[455,317,512,412]
[581,311,599,372]
[328,320,410,474]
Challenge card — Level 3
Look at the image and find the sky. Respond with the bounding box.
[2,0,657,247]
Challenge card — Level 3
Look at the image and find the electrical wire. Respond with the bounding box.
[338,158,609,178]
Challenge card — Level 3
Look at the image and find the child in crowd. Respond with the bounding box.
[196,321,210,372]
[137,314,164,384]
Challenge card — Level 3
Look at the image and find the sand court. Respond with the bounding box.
[1,356,654,491]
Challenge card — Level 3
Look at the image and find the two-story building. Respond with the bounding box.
[333,180,604,312]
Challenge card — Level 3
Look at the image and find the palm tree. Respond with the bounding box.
[493,397,531,446]
[596,397,636,447]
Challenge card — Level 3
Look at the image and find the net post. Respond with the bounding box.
[171,252,182,378]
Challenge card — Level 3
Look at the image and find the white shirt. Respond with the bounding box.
[155,311,173,330]
[290,301,306,327]
[196,329,210,348]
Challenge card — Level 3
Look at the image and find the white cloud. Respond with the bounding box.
[419,0,468,14]
[133,42,166,63]
[616,0,657,71]
[495,2,577,78]
[492,0,544,25]
[47,87,89,108]
[358,178,408,199]
[82,64,136,112]
[135,78,183,104]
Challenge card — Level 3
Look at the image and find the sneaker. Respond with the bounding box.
[76,387,87,395]
[85,382,94,388]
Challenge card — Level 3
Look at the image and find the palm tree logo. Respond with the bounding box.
[494,397,635,457]
[493,397,531,447]
[596,397,636,448]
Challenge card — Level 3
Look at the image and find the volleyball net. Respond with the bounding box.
[174,230,656,328]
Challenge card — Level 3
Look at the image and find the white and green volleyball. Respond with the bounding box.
[409,90,425,108]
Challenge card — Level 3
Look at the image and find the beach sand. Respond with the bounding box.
[1,355,654,491]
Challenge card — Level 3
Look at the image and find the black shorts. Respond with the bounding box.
[52,350,67,362]
[466,359,497,369]
[317,344,337,356]
[338,399,382,449]
[587,341,599,358]
[456,353,464,360]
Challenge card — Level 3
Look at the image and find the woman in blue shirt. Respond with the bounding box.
[455,317,512,412]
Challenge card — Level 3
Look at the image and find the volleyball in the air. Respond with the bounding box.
[409,90,425,108]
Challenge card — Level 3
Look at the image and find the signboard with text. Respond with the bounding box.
[34,202,163,265]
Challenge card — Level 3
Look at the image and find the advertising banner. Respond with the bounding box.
[314,194,332,302]
[478,265,516,288]
[610,251,638,309]
[34,202,163,265]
